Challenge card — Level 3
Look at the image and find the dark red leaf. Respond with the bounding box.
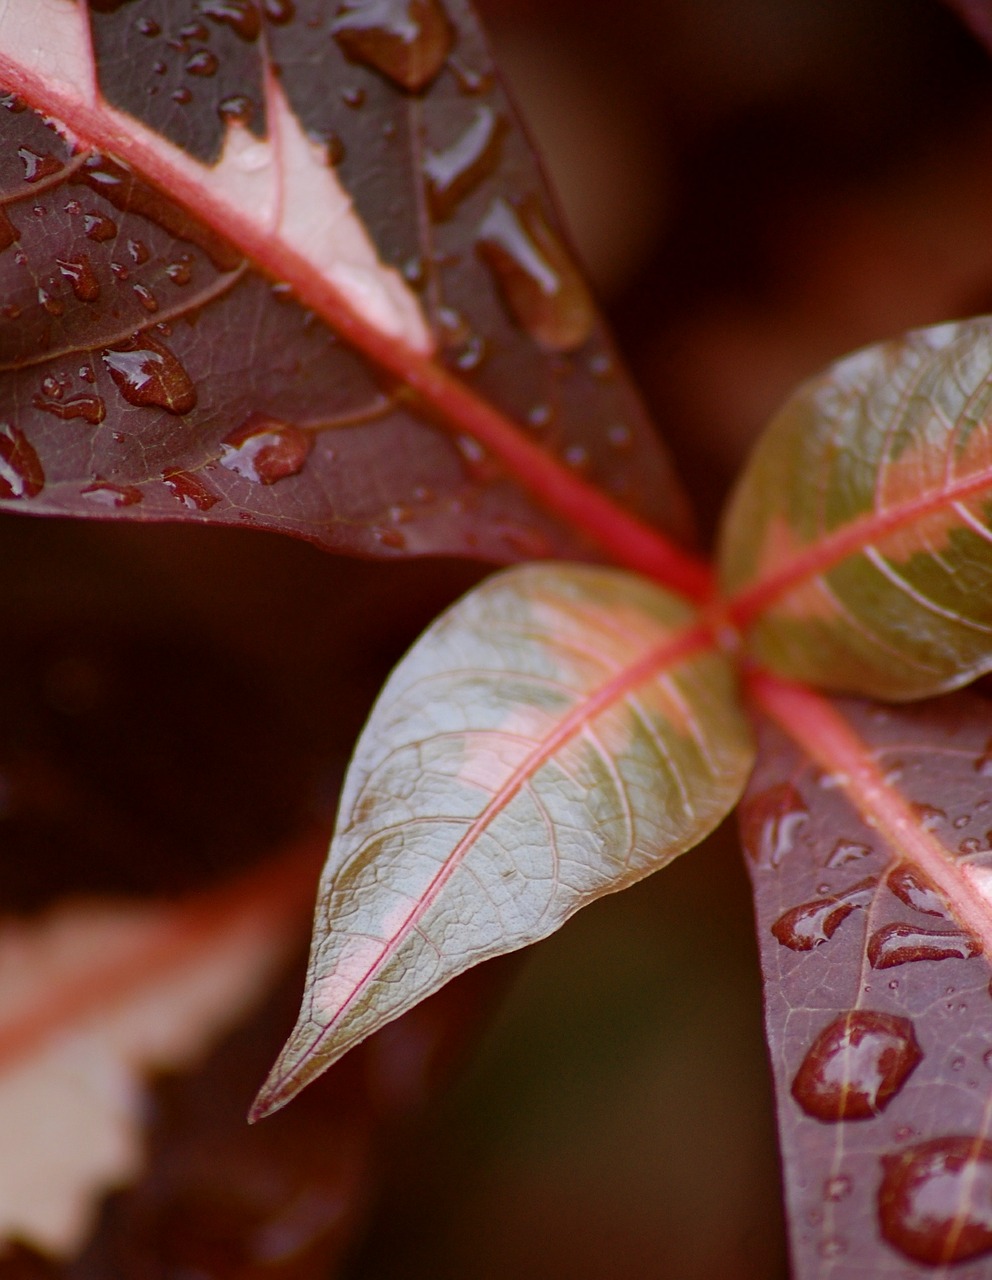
[741,677,992,1275]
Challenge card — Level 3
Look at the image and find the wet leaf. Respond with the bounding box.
[0,0,700,589]
[720,317,992,699]
[742,673,992,1276]
[0,844,317,1258]
[252,563,753,1116]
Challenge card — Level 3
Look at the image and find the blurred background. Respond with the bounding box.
[6,0,992,1276]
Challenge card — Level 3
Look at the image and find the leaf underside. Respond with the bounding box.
[0,0,692,565]
[741,680,992,1278]
[253,563,753,1117]
[720,318,992,700]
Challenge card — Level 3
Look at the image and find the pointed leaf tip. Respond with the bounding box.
[258,563,754,1111]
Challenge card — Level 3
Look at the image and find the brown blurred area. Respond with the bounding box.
[5,1,992,1277]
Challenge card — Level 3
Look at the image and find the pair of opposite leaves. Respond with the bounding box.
[257,316,992,1118]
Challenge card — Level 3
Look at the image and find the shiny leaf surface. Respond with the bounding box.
[742,674,992,1277]
[720,318,992,699]
[0,0,701,589]
[253,563,753,1116]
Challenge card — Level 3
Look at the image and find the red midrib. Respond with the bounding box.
[252,620,714,1116]
[727,465,992,628]
[0,50,713,603]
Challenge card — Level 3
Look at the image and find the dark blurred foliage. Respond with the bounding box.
[4,0,992,1276]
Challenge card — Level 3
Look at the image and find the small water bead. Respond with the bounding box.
[57,256,100,303]
[81,480,143,508]
[185,49,220,77]
[84,213,117,242]
[0,423,44,499]
[867,923,982,969]
[132,283,159,313]
[127,239,150,265]
[960,837,984,855]
[18,147,62,184]
[137,16,161,36]
[954,814,972,830]
[739,783,809,869]
[38,288,63,317]
[911,803,947,831]
[110,262,129,280]
[824,1175,852,1202]
[201,0,262,41]
[102,335,197,415]
[263,0,296,22]
[341,86,365,109]
[527,403,551,429]
[332,0,454,93]
[607,423,632,451]
[771,877,877,951]
[167,256,193,285]
[885,863,947,917]
[476,196,595,352]
[178,20,210,42]
[791,1010,922,1122]
[424,106,504,220]
[827,839,873,868]
[172,88,194,106]
[879,1136,992,1265]
[563,444,589,470]
[162,469,219,511]
[817,1238,846,1260]
[218,94,255,126]
[219,413,310,484]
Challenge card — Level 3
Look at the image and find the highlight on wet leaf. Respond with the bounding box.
[741,675,992,1276]
[0,0,697,581]
[0,842,317,1258]
[251,563,753,1119]
[720,317,992,699]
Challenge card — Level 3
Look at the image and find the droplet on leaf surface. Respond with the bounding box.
[332,0,454,92]
[867,924,982,969]
[739,783,808,869]
[0,422,44,499]
[771,877,877,951]
[791,1010,921,1121]
[219,413,310,484]
[879,1136,992,1265]
[885,863,948,917]
[102,336,197,415]
[424,105,504,220]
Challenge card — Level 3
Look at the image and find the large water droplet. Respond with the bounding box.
[32,392,105,425]
[867,923,982,969]
[332,0,454,93]
[739,783,809,869]
[81,479,143,508]
[424,105,504,220]
[201,0,262,40]
[219,413,310,483]
[879,1136,992,1264]
[886,863,948,917]
[56,255,100,302]
[102,335,197,415]
[84,212,117,242]
[827,838,873,868]
[0,422,44,499]
[18,147,62,184]
[162,469,219,510]
[791,1010,921,1121]
[772,877,877,951]
[476,196,595,352]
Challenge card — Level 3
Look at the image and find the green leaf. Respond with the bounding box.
[252,563,753,1118]
[719,317,992,700]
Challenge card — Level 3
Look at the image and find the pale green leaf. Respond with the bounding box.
[253,564,753,1117]
[719,317,992,700]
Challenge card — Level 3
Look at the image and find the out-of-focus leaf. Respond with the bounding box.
[252,562,753,1117]
[0,0,702,591]
[943,0,992,54]
[719,318,992,699]
[742,673,992,1277]
[0,843,318,1258]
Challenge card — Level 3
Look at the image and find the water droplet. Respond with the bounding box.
[0,422,44,499]
[81,479,143,508]
[18,147,62,184]
[527,403,551,429]
[218,94,255,126]
[185,48,220,76]
[132,283,159,313]
[201,0,262,41]
[32,392,105,425]
[867,923,982,969]
[424,105,504,220]
[449,58,492,95]
[960,837,984,855]
[886,863,947,917]
[951,1056,966,1071]
[771,876,877,951]
[137,16,161,36]
[879,1136,992,1264]
[739,783,809,869]
[0,208,20,254]
[127,239,150,265]
[178,19,210,41]
[332,0,454,92]
[912,803,948,831]
[162,469,219,510]
[38,287,63,317]
[84,212,117,242]
[476,196,595,352]
[110,261,130,281]
[564,443,589,470]
[56,255,100,302]
[827,838,873,868]
[884,761,905,784]
[166,256,193,285]
[453,333,485,371]
[341,85,366,108]
[791,1010,921,1121]
[264,0,296,22]
[219,413,310,483]
[817,1237,846,1259]
[824,1174,852,1202]
[376,526,406,549]
[102,335,197,415]
[954,814,971,830]
[607,422,632,451]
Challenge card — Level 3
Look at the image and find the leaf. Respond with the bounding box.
[0,840,318,1258]
[251,562,753,1118]
[741,672,992,1276]
[942,0,992,53]
[719,317,992,699]
[0,0,706,594]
